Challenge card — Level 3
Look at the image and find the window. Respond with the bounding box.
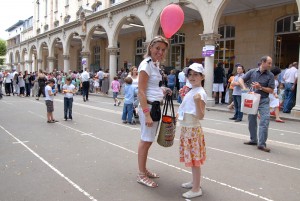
[45,0,48,17]
[276,15,298,34]
[37,0,40,21]
[136,38,146,55]
[94,46,100,66]
[215,25,235,69]
[65,0,69,6]
[93,2,102,12]
[55,0,58,11]
[170,33,185,69]
[110,0,116,4]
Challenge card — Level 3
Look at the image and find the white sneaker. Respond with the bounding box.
[182,189,203,199]
[181,181,193,189]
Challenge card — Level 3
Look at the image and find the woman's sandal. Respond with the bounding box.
[146,169,160,178]
[137,173,158,188]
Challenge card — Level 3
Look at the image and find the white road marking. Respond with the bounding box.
[204,117,300,135]
[37,117,275,201]
[13,141,29,144]
[0,125,97,201]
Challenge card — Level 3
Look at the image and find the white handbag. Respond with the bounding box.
[241,92,261,114]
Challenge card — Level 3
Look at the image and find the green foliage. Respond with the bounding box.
[0,39,6,56]
[0,58,4,65]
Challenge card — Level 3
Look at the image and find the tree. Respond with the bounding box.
[0,39,6,65]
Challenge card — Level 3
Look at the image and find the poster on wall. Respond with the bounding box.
[82,58,87,68]
[202,45,215,57]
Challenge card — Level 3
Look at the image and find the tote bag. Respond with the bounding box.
[157,95,176,147]
[241,92,261,114]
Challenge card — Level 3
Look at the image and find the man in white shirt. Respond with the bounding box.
[80,67,90,102]
[5,71,13,96]
[97,68,104,92]
[283,62,298,113]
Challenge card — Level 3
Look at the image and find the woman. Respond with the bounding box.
[36,69,46,100]
[101,69,109,95]
[24,71,31,97]
[137,36,171,188]
[128,66,139,88]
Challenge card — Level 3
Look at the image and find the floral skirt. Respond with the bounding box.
[180,126,206,167]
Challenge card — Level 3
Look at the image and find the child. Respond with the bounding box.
[111,76,121,106]
[269,67,284,123]
[45,78,58,123]
[122,77,136,124]
[62,77,76,120]
[177,63,207,199]
[18,72,25,97]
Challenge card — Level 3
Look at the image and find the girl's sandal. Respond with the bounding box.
[137,173,158,188]
[146,169,160,178]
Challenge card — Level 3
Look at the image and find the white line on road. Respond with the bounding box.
[12,141,29,144]
[0,125,98,201]
[42,117,274,201]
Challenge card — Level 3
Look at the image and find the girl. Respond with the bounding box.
[177,63,207,199]
[111,76,121,106]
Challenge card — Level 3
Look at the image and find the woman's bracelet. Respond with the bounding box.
[143,108,150,113]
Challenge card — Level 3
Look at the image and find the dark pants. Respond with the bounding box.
[233,95,243,120]
[38,83,46,97]
[64,97,73,119]
[20,87,25,95]
[82,81,90,100]
[25,83,31,96]
[283,83,296,113]
[5,83,11,95]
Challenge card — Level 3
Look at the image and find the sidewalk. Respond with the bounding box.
[88,92,300,122]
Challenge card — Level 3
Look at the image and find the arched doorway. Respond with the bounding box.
[274,15,299,68]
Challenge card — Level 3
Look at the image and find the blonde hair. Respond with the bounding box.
[144,35,169,58]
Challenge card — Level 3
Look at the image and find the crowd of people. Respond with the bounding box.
[0,34,298,199]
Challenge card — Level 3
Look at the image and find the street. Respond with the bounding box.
[0,94,299,201]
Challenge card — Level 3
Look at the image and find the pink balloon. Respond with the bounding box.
[160,4,184,39]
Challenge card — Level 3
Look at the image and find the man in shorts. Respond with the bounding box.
[213,62,225,104]
[45,78,58,123]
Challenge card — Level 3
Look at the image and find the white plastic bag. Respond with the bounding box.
[241,92,261,114]
[225,90,229,104]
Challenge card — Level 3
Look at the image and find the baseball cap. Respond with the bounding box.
[188,63,205,75]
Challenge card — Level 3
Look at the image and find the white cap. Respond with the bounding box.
[188,63,205,74]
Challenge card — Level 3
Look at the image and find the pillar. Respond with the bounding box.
[292,21,300,117]
[20,62,25,72]
[106,47,119,93]
[37,59,43,71]
[200,33,221,107]
[80,51,90,71]
[63,54,70,73]
[26,60,33,72]
[47,57,55,73]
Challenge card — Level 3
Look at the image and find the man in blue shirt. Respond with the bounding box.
[239,56,275,152]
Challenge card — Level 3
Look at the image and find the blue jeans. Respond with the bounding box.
[177,82,186,103]
[233,95,243,120]
[248,97,270,147]
[122,103,133,123]
[64,97,73,119]
[283,83,296,113]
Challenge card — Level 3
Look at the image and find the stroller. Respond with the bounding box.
[132,98,140,124]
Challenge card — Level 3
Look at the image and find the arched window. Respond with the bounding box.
[215,25,235,69]
[170,33,185,69]
[274,15,299,68]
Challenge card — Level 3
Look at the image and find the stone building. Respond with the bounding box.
[5,0,300,115]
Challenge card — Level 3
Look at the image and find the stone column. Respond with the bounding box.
[200,33,221,107]
[80,51,90,71]
[292,21,300,117]
[47,57,56,73]
[63,54,70,73]
[37,59,43,71]
[20,62,25,72]
[26,60,33,72]
[106,47,119,93]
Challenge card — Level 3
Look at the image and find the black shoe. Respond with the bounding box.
[69,116,72,120]
[83,98,86,102]
[257,146,270,152]
[235,119,242,122]
[229,117,237,120]
[244,141,257,145]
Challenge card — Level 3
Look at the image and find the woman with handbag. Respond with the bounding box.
[137,36,171,188]
[177,63,207,199]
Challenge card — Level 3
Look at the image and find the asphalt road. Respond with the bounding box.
[0,94,299,201]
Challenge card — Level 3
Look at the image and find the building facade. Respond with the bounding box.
[5,0,300,116]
